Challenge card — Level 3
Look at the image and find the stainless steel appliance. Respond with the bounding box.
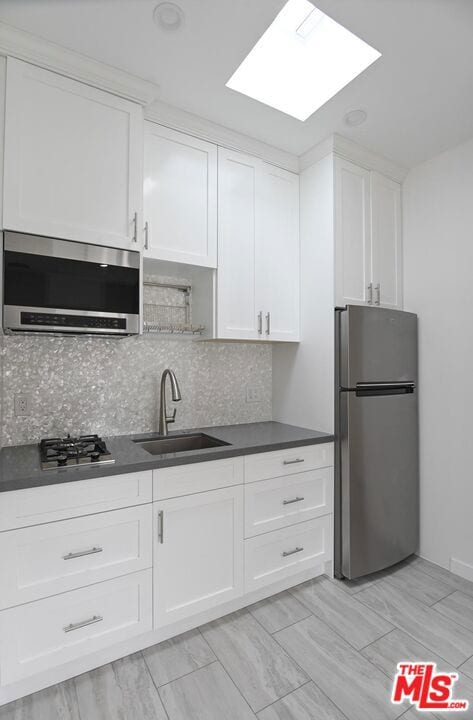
[3,231,140,335]
[335,305,419,580]
[39,434,115,470]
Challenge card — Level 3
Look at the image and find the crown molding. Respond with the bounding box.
[299,133,408,183]
[0,21,159,106]
[146,100,300,173]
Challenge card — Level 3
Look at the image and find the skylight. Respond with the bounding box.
[226,0,381,121]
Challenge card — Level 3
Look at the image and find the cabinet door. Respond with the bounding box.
[144,124,217,267]
[370,172,403,310]
[154,486,244,627]
[259,164,300,341]
[3,58,142,250]
[334,158,372,307]
[217,148,261,340]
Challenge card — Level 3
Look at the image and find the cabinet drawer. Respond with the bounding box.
[244,444,333,484]
[244,516,332,592]
[0,570,152,685]
[244,467,333,538]
[0,505,152,609]
[0,471,153,531]
[153,457,244,500]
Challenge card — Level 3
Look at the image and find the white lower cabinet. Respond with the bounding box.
[0,570,153,685]
[153,485,244,627]
[244,515,332,593]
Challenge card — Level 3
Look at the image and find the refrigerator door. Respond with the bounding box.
[336,305,419,579]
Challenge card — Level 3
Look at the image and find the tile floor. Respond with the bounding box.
[2,556,473,720]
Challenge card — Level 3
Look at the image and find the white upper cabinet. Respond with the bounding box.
[334,158,371,307]
[143,124,217,267]
[217,149,300,342]
[334,157,402,310]
[3,58,143,250]
[370,172,403,310]
[217,147,261,340]
[258,164,300,342]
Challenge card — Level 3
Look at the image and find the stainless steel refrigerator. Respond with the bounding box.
[335,305,419,580]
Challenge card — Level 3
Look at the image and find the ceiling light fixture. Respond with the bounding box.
[153,2,184,32]
[226,0,381,122]
[344,109,367,126]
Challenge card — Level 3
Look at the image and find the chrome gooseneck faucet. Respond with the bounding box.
[158,368,182,436]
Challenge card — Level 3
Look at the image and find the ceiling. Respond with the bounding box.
[0,0,472,168]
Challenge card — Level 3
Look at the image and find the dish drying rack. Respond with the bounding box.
[143,280,205,335]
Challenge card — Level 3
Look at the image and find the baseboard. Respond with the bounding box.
[450,557,473,582]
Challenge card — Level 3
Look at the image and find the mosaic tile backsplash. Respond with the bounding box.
[2,335,272,446]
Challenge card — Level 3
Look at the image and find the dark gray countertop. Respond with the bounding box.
[0,421,334,493]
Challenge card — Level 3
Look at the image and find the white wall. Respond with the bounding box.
[403,136,473,578]
[272,154,334,433]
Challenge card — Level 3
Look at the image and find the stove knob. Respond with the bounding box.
[57,454,68,466]
[91,451,101,461]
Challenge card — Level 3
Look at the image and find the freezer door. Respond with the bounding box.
[340,305,418,387]
[340,389,419,579]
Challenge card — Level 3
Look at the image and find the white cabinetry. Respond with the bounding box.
[217,149,300,341]
[143,124,217,267]
[153,485,244,627]
[3,58,143,250]
[334,157,402,310]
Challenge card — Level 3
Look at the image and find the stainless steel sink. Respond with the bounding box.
[133,433,230,456]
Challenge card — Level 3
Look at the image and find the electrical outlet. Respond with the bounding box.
[246,386,261,403]
[14,393,30,416]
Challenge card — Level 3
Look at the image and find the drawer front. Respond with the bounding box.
[244,467,333,538]
[244,516,332,592]
[0,570,152,685]
[153,457,244,500]
[0,505,152,609]
[0,471,153,531]
[244,444,333,484]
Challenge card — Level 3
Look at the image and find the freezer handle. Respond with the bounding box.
[353,381,416,397]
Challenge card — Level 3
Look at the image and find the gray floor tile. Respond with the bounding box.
[356,580,473,666]
[361,628,473,716]
[0,681,80,720]
[74,652,167,720]
[402,710,438,720]
[143,627,216,686]
[200,608,308,712]
[433,591,473,632]
[459,655,473,680]
[289,575,393,649]
[329,573,382,595]
[274,615,402,720]
[412,558,473,598]
[159,661,256,720]
[382,562,453,606]
[249,590,311,634]
[257,682,347,720]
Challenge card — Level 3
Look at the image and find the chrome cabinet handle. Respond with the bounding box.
[265,312,271,336]
[257,311,263,335]
[282,547,304,558]
[64,615,103,633]
[144,221,149,250]
[132,212,138,243]
[283,458,304,465]
[282,496,305,505]
[63,547,103,561]
[158,510,164,544]
[375,283,381,305]
[367,283,373,304]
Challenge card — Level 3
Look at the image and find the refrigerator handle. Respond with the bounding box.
[350,381,416,397]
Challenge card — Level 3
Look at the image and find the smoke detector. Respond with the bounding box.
[343,109,367,127]
[153,2,185,31]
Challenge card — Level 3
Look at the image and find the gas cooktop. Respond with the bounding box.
[39,434,115,471]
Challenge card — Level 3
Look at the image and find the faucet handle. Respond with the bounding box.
[166,408,177,424]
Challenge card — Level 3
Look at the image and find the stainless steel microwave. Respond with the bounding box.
[3,231,140,336]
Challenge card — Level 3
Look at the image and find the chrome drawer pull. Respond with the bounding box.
[282,546,304,557]
[63,547,103,561]
[283,458,304,465]
[63,615,103,633]
[282,496,305,505]
[158,510,164,544]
